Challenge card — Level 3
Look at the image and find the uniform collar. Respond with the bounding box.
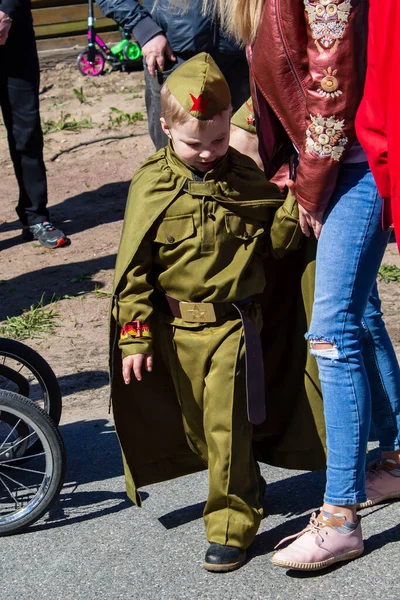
[165,141,228,182]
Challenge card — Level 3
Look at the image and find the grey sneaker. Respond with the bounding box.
[23,221,68,249]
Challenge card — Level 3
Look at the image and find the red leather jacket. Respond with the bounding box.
[250,0,368,212]
[356,0,400,250]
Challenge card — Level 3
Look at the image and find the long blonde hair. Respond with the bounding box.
[168,1,264,44]
[201,0,264,44]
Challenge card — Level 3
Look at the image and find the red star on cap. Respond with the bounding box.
[189,93,212,114]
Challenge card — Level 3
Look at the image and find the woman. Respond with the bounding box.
[204,0,400,571]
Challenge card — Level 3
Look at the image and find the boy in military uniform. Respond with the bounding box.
[230,97,264,170]
[110,53,305,572]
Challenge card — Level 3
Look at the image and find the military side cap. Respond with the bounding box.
[231,97,256,134]
[166,52,231,120]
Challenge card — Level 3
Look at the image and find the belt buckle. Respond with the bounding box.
[179,302,216,323]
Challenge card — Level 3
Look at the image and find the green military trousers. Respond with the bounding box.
[159,311,263,549]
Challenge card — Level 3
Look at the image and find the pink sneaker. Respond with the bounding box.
[271,512,364,571]
[358,459,400,509]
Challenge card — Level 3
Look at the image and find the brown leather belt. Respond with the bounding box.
[165,295,266,425]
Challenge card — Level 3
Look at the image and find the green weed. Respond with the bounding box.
[378,264,400,284]
[94,284,113,298]
[42,111,93,134]
[70,273,93,283]
[0,297,60,340]
[107,107,144,128]
[126,94,142,101]
[73,86,87,104]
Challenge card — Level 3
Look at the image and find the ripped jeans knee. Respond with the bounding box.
[306,334,340,360]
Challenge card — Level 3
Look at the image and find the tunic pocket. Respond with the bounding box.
[225,214,264,241]
[154,214,195,245]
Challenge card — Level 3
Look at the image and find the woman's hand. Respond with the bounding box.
[0,12,12,46]
[285,180,325,239]
[298,205,325,240]
[142,34,176,77]
[122,354,153,384]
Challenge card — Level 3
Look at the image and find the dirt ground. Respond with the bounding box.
[0,59,399,424]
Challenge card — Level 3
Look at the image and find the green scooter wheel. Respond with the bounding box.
[123,42,142,62]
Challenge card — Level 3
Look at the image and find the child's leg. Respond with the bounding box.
[163,318,262,550]
[161,324,209,465]
[168,319,262,548]
[202,317,263,550]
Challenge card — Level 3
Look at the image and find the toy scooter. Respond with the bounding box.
[77,0,142,76]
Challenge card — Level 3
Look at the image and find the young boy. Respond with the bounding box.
[110,53,304,572]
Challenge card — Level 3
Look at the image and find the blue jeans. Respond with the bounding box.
[307,163,400,506]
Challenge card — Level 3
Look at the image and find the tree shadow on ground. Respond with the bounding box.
[0,180,133,320]
[158,468,326,533]
[0,253,116,321]
[29,418,145,532]
[0,179,130,240]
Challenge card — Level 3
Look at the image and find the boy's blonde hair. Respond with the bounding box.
[160,84,221,131]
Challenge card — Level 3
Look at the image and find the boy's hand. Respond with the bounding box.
[122,354,153,384]
[286,179,296,197]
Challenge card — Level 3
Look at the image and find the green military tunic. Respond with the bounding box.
[118,144,301,357]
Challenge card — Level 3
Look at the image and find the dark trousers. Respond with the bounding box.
[0,18,49,226]
[144,52,250,150]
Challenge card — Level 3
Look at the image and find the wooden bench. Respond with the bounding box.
[32,0,120,53]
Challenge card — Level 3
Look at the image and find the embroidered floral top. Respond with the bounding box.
[250,0,368,212]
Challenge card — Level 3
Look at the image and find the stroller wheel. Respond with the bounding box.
[77,49,105,76]
[0,390,66,535]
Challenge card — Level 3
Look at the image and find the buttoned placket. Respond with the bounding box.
[186,180,218,255]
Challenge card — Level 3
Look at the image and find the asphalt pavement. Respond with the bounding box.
[1,416,399,600]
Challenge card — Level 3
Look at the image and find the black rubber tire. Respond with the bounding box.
[0,389,66,536]
[0,338,62,425]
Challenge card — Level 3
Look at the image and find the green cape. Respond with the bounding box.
[110,145,326,505]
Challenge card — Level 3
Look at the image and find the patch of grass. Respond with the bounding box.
[94,284,113,298]
[70,273,93,283]
[42,111,93,134]
[378,264,400,284]
[125,94,142,102]
[107,107,144,129]
[73,86,87,104]
[60,292,87,299]
[0,297,60,340]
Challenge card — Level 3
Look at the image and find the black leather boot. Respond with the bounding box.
[204,543,246,572]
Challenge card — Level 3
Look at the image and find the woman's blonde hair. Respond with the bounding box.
[160,1,264,45]
[202,0,264,44]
